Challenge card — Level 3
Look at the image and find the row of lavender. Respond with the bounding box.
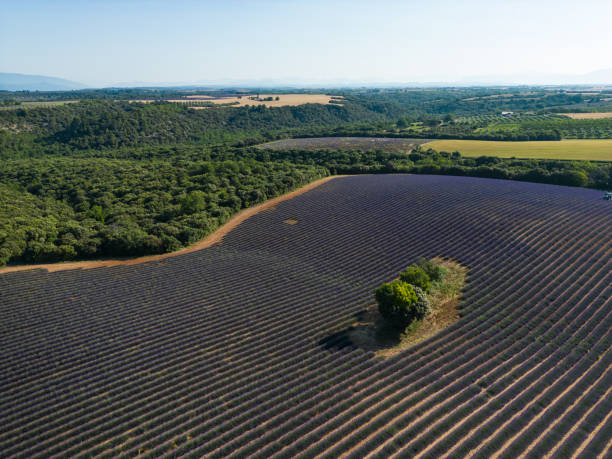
[0,175,610,458]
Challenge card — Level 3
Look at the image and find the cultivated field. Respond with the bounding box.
[259,136,431,152]
[1,175,611,458]
[128,94,341,107]
[426,139,612,161]
[188,94,341,107]
[561,112,612,120]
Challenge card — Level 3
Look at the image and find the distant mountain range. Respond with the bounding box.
[99,69,612,89]
[0,73,88,91]
[458,68,612,86]
[2,69,612,91]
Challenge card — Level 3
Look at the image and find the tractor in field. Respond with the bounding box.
[604,192,612,201]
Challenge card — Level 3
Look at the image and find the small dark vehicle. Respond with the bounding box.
[604,192,612,201]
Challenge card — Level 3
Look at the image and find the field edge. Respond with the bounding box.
[0,175,344,275]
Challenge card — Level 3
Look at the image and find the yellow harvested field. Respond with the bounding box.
[128,94,341,107]
[191,94,341,107]
[425,139,612,161]
[559,112,612,119]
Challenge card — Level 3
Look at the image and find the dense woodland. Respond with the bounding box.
[0,160,325,265]
[1,87,611,266]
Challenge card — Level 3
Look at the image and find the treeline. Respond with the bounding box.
[248,147,612,189]
[342,89,588,117]
[316,123,564,141]
[315,116,612,141]
[0,158,326,266]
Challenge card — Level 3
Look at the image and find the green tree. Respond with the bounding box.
[399,266,431,292]
[376,280,422,328]
[180,191,207,215]
[413,286,432,319]
[397,117,409,128]
[417,258,446,282]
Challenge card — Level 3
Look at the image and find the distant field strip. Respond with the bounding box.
[129,94,342,107]
[560,113,612,120]
[260,137,431,152]
[198,94,341,107]
[425,139,612,161]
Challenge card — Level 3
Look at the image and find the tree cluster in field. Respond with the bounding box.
[375,259,446,329]
[0,159,326,266]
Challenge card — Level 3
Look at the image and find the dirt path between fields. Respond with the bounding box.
[0,175,344,275]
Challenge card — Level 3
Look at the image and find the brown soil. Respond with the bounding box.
[348,258,468,358]
[0,176,342,275]
[283,219,299,225]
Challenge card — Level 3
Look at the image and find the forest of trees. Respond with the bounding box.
[0,158,326,265]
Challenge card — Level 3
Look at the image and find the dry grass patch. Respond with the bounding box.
[192,94,341,108]
[559,112,612,119]
[283,218,298,224]
[425,139,612,161]
[129,94,342,108]
[348,258,467,358]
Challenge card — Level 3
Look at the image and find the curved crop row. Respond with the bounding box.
[0,174,610,458]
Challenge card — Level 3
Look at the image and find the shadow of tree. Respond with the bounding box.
[318,307,404,352]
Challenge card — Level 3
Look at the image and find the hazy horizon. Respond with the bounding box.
[2,0,612,87]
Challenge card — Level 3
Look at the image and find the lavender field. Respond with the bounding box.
[1,175,611,458]
[259,137,431,152]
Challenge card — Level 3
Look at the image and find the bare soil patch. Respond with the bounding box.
[0,176,342,275]
[348,258,468,358]
[283,219,299,225]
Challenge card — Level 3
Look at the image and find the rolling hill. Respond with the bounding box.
[0,73,87,91]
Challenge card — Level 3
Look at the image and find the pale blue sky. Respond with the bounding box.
[2,0,612,86]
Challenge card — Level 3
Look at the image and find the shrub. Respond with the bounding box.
[417,257,446,282]
[413,286,432,319]
[376,280,422,328]
[400,266,431,292]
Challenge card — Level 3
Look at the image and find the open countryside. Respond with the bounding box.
[425,139,612,161]
[189,93,342,107]
[2,0,612,457]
